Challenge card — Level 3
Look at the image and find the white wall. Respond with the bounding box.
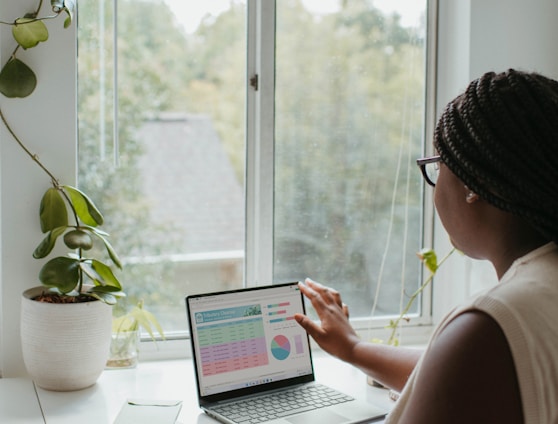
[437,0,558,107]
[0,0,77,377]
[433,0,558,323]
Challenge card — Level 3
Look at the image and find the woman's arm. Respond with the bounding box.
[294,279,422,392]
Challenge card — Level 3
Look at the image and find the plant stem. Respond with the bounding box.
[77,254,83,294]
[0,107,60,187]
[32,0,45,19]
[387,248,456,345]
[0,14,60,25]
[0,0,45,25]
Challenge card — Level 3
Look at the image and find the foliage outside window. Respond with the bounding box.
[77,0,428,337]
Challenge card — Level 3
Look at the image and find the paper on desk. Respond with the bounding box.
[113,398,183,424]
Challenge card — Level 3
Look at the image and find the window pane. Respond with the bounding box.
[274,1,427,318]
[77,0,247,333]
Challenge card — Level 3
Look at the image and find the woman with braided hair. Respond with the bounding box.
[294,69,558,423]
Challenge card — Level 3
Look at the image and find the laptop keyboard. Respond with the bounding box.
[210,383,354,424]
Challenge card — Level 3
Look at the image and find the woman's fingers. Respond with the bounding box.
[342,302,349,319]
[304,278,344,308]
[294,312,324,338]
[296,279,358,360]
[298,279,350,321]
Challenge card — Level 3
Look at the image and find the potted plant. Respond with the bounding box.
[1,0,127,391]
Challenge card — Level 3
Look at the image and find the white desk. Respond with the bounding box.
[1,353,394,423]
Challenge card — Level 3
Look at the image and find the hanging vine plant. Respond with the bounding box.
[0,0,125,304]
[0,0,74,98]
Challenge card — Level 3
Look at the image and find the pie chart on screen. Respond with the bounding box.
[271,335,291,360]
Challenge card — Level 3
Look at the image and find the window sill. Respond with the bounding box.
[2,352,395,423]
[137,320,434,362]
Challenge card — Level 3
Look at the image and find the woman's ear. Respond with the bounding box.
[463,185,479,203]
[466,190,479,204]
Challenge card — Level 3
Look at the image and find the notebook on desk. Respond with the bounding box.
[185,282,387,424]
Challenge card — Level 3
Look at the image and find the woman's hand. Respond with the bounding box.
[295,278,423,392]
[294,278,361,362]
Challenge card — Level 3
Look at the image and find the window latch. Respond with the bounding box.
[250,74,259,91]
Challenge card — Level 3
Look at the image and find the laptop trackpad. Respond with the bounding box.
[287,409,347,424]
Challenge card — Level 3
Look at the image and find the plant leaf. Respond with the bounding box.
[89,283,125,296]
[88,291,117,305]
[0,58,37,98]
[90,259,122,290]
[12,18,49,49]
[40,188,68,233]
[417,248,438,274]
[133,311,157,341]
[63,229,93,250]
[88,283,126,305]
[39,256,80,293]
[89,230,122,269]
[81,226,121,268]
[102,237,122,269]
[112,315,137,332]
[63,185,104,226]
[113,302,165,341]
[80,261,101,282]
[136,308,165,340]
[129,306,165,341]
[84,226,109,237]
[33,226,67,258]
[63,0,76,26]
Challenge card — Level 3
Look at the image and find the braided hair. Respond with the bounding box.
[434,69,558,243]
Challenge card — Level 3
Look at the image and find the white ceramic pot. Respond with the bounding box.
[21,286,113,391]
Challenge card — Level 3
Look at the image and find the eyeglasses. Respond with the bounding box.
[416,155,441,187]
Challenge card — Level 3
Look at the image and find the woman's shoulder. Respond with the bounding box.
[396,311,523,423]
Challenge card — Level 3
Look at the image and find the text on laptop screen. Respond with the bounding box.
[188,284,313,396]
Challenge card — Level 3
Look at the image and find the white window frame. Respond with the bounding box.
[140,1,440,357]
[245,0,276,287]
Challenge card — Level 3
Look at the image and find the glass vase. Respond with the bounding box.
[106,330,140,369]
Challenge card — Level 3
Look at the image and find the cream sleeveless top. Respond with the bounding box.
[386,242,558,423]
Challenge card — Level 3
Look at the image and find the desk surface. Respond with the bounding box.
[2,353,394,423]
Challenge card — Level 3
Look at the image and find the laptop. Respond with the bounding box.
[185,282,387,424]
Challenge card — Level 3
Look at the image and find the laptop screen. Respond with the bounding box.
[186,282,315,403]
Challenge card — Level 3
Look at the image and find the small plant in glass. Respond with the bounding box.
[106,300,165,368]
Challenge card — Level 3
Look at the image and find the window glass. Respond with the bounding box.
[78,0,246,333]
[274,0,427,318]
[77,0,428,335]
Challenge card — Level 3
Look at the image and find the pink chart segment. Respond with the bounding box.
[271,335,291,360]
